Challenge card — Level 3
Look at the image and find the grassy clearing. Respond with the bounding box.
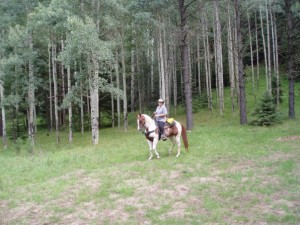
[0,112,299,224]
[0,77,299,224]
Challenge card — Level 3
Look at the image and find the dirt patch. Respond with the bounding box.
[276,136,300,141]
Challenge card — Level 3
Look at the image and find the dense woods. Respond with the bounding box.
[0,0,299,147]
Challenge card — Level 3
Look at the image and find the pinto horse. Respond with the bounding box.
[137,114,188,159]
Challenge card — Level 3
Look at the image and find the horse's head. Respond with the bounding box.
[137,114,146,131]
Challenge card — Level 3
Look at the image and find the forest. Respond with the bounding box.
[0,0,299,148]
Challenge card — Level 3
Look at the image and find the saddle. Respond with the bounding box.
[166,118,175,127]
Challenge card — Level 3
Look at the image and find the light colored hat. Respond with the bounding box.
[158,98,164,103]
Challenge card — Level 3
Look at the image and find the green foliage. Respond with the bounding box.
[192,94,208,113]
[251,91,281,126]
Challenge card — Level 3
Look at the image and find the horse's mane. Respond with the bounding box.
[142,114,153,122]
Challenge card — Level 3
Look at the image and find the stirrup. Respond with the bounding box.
[161,136,167,141]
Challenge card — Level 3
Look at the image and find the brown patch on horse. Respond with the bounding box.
[165,125,178,137]
[145,128,159,142]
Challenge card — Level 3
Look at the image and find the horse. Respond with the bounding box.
[137,113,188,159]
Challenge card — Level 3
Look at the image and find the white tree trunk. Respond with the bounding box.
[110,63,115,128]
[130,47,135,113]
[28,34,35,147]
[61,40,66,130]
[247,10,256,101]
[163,24,170,110]
[115,50,121,129]
[90,61,99,145]
[0,82,7,148]
[214,0,224,114]
[52,42,60,143]
[80,80,84,134]
[260,5,269,90]
[227,1,235,112]
[272,12,280,108]
[265,0,272,91]
[121,30,128,132]
[255,11,260,87]
[202,13,212,110]
[67,66,72,143]
[150,38,154,96]
[196,33,201,95]
[158,23,166,100]
[48,42,53,131]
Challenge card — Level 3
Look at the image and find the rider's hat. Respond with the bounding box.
[158,98,164,103]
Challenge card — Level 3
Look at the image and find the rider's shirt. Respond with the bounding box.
[155,105,168,122]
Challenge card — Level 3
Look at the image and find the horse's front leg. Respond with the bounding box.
[152,138,160,159]
[147,140,153,160]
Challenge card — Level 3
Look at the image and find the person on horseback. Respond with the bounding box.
[154,98,168,141]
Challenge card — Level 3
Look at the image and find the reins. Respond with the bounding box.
[138,115,157,137]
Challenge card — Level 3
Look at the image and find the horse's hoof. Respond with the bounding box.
[157,156,160,159]
[148,157,152,160]
[176,154,180,157]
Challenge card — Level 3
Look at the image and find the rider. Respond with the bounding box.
[154,98,168,141]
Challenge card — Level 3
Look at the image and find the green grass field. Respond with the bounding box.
[0,76,299,224]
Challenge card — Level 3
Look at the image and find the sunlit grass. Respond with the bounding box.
[0,75,299,224]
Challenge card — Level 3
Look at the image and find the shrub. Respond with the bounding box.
[251,91,281,126]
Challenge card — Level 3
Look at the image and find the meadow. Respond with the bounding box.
[0,78,299,224]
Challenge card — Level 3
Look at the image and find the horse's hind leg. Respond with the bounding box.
[168,137,175,155]
[169,142,175,155]
[176,136,181,157]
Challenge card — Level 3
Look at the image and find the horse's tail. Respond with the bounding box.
[181,124,189,152]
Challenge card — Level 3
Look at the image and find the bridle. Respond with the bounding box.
[138,115,146,131]
[138,114,156,136]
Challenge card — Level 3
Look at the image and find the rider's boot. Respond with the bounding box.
[161,132,167,141]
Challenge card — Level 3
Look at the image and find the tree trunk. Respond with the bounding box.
[130,47,135,113]
[234,0,247,124]
[178,0,193,130]
[196,33,201,95]
[52,42,60,143]
[121,29,128,132]
[90,60,99,144]
[28,34,35,147]
[271,10,280,108]
[285,0,295,119]
[61,40,66,130]
[158,22,166,101]
[202,13,212,111]
[265,0,272,91]
[214,0,224,115]
[0,82,7,148]
[260,5,269,90]
[48,42,53,132]
[163,23,170,110]
[115,50,121,129]
[247,10,256,102]
[255,11,260,88]
[67,66,72,143]
[110,63,115,128]
[150,38,154,97]
[80,80,84,134]
[227,1,235,112]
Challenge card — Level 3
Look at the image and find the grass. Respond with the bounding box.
[0,76,299,224]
